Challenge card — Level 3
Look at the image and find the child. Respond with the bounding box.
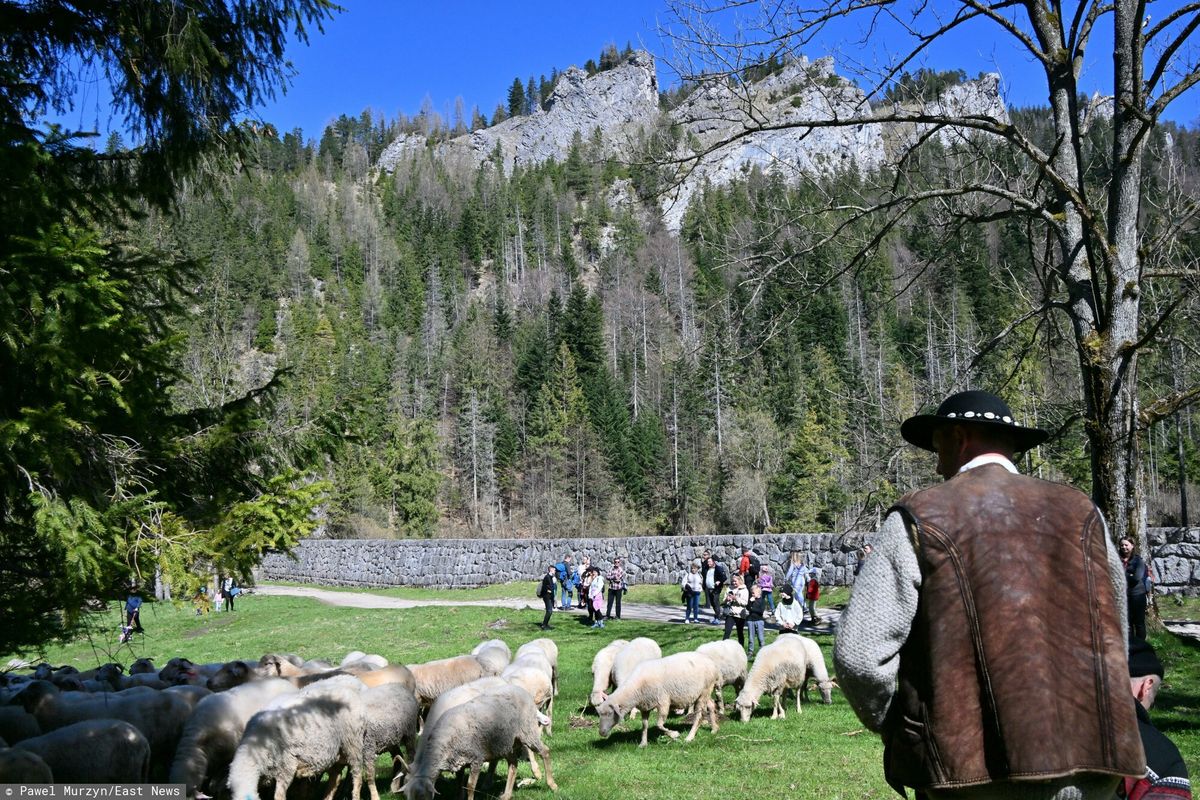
[746,584,766,657]
[757,566,775,614]
[804,575,820,624]
[774,585,804,634]
[681,563,703,623]
[588,568,606,628]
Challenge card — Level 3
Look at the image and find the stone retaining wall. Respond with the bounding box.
[260,527,1199,594]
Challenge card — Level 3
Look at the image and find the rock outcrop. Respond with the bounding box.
[377,52,1009,231]
[377,51,659,174]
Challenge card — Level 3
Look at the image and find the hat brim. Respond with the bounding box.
[900,414,1049,453]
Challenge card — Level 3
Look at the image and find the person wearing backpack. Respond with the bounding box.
[555,555,574,610]
[804,575,820,625]
[537,565,556,630]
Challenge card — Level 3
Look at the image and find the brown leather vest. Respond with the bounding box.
[884,464,1144,793]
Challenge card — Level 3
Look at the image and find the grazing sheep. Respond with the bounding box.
[13,679,192,779]
[422,678,509,734]
[500,665,554,734]
[227,683,366,800]
[206,661,259,692]
[13,719,151,783]
[97,663,168,691]
[129,657,157,675]
[165,684,213,712]
[597,653,720,747]
[514,639,558,694]
[348,665,416,692]
[257,654,305,679]
[0,707,41,744]
[340,652,388,670]
[405,656,492,707]
[403,684,555,800]
[611,637,661,690]
[169,678,296,799]
[695,640,749,714]
[734,635,814,721]
[0,747,53,783]
[359,684,421,800]
[794,635,835,705]
[470,639,511,666]
[588,639,629,709]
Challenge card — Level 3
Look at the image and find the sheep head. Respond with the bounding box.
[207,660,252,691]
[96,663,125,687]
[817,680,834,705]
[735,695,756,723]
[129,657,156,675]
[400,775,437,800]
[596,700,624,737]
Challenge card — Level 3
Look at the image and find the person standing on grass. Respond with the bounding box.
[588,568,606,628]
[681,562,703,623]
[746,584,766,657]
[785,551,810,599]
[605,557,625,621]
[803,574,820,625]
[721,574,749,646]
[757,565,775,614]
[124,587,144,637]
[576,556,592,608]
[834,389,1142,799]
[538,565,556,630]
[1120,537,1149,640]
[702,555,728,624]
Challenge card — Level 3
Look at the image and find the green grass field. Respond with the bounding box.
[7,587,1198,800]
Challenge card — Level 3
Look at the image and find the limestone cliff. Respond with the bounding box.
[377,52,1008,231]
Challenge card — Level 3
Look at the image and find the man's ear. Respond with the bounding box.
[1131,675,1161,709]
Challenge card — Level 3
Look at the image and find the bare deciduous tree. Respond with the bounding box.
[662,0,1200,540]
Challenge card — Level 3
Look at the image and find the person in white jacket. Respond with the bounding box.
[680,563,704,623]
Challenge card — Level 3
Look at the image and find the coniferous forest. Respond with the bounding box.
[146,88,1200,542]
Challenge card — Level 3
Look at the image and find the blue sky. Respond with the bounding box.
[57,1,1200,140]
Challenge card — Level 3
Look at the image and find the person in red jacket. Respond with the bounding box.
[804,575,820,624]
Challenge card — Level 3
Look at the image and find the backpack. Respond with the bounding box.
[749,553,761,574]
[554,561,567,582]
[536,581,545,599]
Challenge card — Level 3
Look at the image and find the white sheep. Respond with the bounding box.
[0,747,53,783]
[611,637,661,690]
[793,635,835,705]
[596,652,720,747]
[588,639,629,709]
[734,635,817,721]
[500,664,554,734]
[514,639,558,694]
[227,682,366,800]
[403,684,555,800]
[422,677,509,734]
[405,655,493,707]
[14,679,192,779]
[361,684,421,800]
[695,640,748,715]
[470,639,511,668]
[12,719,151,783]
[169,677,297,799]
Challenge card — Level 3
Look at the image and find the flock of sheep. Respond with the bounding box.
[0,631,834,800]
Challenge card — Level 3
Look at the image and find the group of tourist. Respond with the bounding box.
[679,546,827,657]
[538,553,628,631]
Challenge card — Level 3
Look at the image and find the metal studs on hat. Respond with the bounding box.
[945,411,1015,424]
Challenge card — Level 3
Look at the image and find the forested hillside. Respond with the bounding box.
[144,75,1200,541]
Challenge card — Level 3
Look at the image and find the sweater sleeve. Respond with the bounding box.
[833,510,921,732]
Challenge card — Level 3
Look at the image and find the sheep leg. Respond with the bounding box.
[321,768,345,800]
[707,695,720,734]
[796,685,803,715]
[535,745,556,792]
[684,699,704,742]
[655,701,679,741]
[274,775,293,800]
[503,757,523,800]
[465,765,482,800]
[524,747,542,781]
[639,713,650,747]
[362,756,380,800]
[771,692,783,720]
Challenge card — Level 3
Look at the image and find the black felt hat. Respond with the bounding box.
[900,390,1049,453]
[1128,636,1165,678]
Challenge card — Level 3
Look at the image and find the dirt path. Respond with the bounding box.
[255,584,839,632]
